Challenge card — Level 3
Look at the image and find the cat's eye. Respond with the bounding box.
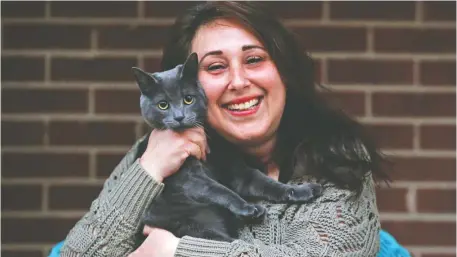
[183,95,194,105]
[157,101,169,110]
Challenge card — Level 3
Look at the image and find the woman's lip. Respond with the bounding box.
[223,97,262,117]
[223,95,262,106]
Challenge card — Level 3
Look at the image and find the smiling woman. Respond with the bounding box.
[60,2,390,257]
[193,19,286,157]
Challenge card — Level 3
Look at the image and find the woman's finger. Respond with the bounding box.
[182,130,207,160]
[143,226,154,235]
[185,142,203,160]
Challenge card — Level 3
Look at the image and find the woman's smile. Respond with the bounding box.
[222,95,263,117]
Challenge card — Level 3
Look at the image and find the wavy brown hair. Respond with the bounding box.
[159,1,390,194]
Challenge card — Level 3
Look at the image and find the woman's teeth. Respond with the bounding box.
[227,98,259,111]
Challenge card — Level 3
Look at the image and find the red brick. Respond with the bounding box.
[2,89,88,113]
[372,92,455,117]
[1,1,46,17]
[96,153,125,178]
[3,25,91,49]
[95,89,140,114]
[98,25,171,50]
[292,26,367,52]
[1,250,43,257]
[260,1,322,19]
[1,217,79,243]
[1,153,90,178]
[330,2,415,20]
[388,157,456,182]
[423,254,456,257]
[49,121,136,146]
[1,56,45,81]
[48,185,102,210]
[143,58,162,72]
[321,91,366,116]
[376,188,408,212]
[145,1,202,17]
[1,121,45,146]
[423,2,456,21]
[381,221,456,246]
[327,59,413,85]
[142,122,153,136]
[1,185,42,211]
[417,189,456,213]
[50,1,137,17]
[51,57,138,82]
[420,125,456,150]
[420,60,456,86]
[374,28,456,53]
[366,124,414,149]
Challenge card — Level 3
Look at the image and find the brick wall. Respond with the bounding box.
[1,1,455,256]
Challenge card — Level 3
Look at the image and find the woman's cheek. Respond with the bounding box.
[200,76,226,104]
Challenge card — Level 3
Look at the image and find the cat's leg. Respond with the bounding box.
[181,171,266,220]
[230,167,323,203]
[201,229,235,242]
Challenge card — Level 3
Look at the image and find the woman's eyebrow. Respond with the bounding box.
[242,45,265,51]
[200,45,265,62]
[200,50,222,62]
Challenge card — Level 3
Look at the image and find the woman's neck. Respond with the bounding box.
[242,136,277,165]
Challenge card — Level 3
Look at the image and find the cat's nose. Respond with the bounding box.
[174,116,184,122]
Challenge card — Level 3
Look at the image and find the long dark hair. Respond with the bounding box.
[160,1,390,194]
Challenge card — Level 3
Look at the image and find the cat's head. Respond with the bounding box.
[132,52,207,130]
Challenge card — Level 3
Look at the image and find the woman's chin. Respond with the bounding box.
[228,129,271,146]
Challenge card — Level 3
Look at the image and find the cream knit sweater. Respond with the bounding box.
[60,136,381,257]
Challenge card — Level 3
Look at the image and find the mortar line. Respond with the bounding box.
[322,1,330,21]
[415,1,424,24]
[406,186,417,213]
[45,1,51,19]
[413,124,421,151]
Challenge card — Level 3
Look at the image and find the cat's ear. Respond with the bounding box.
[132,67,158,94]
[180,52,199,81]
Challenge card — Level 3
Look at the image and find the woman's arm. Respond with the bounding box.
[60,138,165,257]
[173,177,381,257]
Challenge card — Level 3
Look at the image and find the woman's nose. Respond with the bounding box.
[227,66,248,90]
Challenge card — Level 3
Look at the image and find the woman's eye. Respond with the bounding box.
[207,64,225,71]
[246,56,263,64]
[183,95,194,105]
[157,101,169,110]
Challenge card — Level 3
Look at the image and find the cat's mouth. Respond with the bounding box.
[222,96,263,112]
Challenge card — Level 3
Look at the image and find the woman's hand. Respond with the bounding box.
[140,127,208,182]
[128,226,179,257]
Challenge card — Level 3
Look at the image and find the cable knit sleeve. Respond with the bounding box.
[174,176,381,257]
[60,137,165,257]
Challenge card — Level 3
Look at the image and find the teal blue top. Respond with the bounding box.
[49,230,411,257]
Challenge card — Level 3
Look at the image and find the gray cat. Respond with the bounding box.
[131,52,322,242]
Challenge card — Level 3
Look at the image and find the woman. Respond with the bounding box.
[60,2,389,257]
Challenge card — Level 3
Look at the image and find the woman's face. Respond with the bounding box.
[191,19,286,147]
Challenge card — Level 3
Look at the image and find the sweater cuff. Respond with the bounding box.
[174,236,232,257]
[107,158,164,223]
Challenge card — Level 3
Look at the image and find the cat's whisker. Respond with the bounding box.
[194,122,211,139]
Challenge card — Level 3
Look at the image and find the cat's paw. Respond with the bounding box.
[286,183,323,203]
[238,204,266,220]
[250,204,266,220]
